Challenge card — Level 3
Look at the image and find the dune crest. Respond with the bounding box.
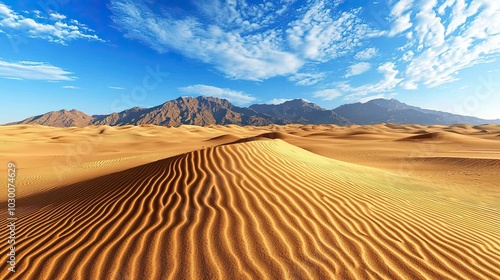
[1,138,498,279]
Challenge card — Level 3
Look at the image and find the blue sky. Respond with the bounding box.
[1,0,499,124]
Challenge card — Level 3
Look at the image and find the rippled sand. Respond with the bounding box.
[1,124,499,279]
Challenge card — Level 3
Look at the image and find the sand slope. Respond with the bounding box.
[1,138,499,279]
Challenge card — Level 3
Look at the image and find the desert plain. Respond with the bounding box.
[0,123,499,279]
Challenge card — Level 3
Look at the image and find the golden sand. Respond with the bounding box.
[0,124,499,279]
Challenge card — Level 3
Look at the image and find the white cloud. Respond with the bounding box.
[388,12,413,37]
[49,13,66,21]
[110,0,302,81]
[266,98,293,105]
[2,76,21,80]
[288,72,325,86]
[354,47,377,60]
[0,3,102,44]
[413,0,446,48]
[286,3,379,62]
[109,0,381,81]
[108,86,126,90]
[344,62,402,96]
[192,0,282,32]
[396,0,500,89]
[313,89,341,100]
[391,0,414,18]
[0,59,75,81]
[345,62,371,77]
[179,84,256,104]
[388,0,414,36]
[445,0,482,36]
[315,62,402,101]
[437,0,455,15]
[401,50,414,61]
[62,85,80,89]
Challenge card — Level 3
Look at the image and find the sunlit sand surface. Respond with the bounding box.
[1,124,499,279]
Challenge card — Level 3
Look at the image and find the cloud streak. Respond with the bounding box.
[0,59,75,81]
[108,86,126,90]
[62,85,80,89]
[288,72,325,86]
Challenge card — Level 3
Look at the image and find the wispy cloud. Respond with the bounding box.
[345,62,371,77]
[389,0,500,89]
[192,0,283,32]
[0,2,102,44]
[313,89,341,100]
[286,3,380,62]
[354,47,378,60]
[110,0,301,81]
[109,0,381,81]
[288,72,325,86]
[316,62,402,101]
[108,86,126,90]
[107,0,500,100]
[2,76,21,80]
[265,98,293,105]
[62,85,80,89]
[387,0,413,37]
[342,62,402,99]
[0,59,75,81]
[179,84,255,104]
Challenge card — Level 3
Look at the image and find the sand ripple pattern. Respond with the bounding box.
[1,139,499,279]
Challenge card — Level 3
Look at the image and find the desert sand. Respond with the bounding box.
[0,124,499,279]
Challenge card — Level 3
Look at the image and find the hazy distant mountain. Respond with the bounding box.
[368,99,497,124]
[8,97,500,127]
[250,99,351,125]
[333,99,500,125]
[14,109,94,127]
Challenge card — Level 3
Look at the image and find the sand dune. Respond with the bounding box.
[207,134,242,143]
[396,131,474,143]
[1,124,499,279]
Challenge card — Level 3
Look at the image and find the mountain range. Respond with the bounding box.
[7,96,500,127]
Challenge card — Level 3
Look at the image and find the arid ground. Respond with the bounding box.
[1,124,499,279]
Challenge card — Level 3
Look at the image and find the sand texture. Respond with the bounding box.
[0,124,499,279]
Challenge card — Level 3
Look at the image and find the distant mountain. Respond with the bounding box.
[92,96,272,126]
[369,99,495,125]
[250,99,351,125]
[333,99,499,125]
[7,96,500,127]
[11,97,274,127]
[14,109,93,127]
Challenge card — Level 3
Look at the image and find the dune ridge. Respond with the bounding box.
[1,139,499,279]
